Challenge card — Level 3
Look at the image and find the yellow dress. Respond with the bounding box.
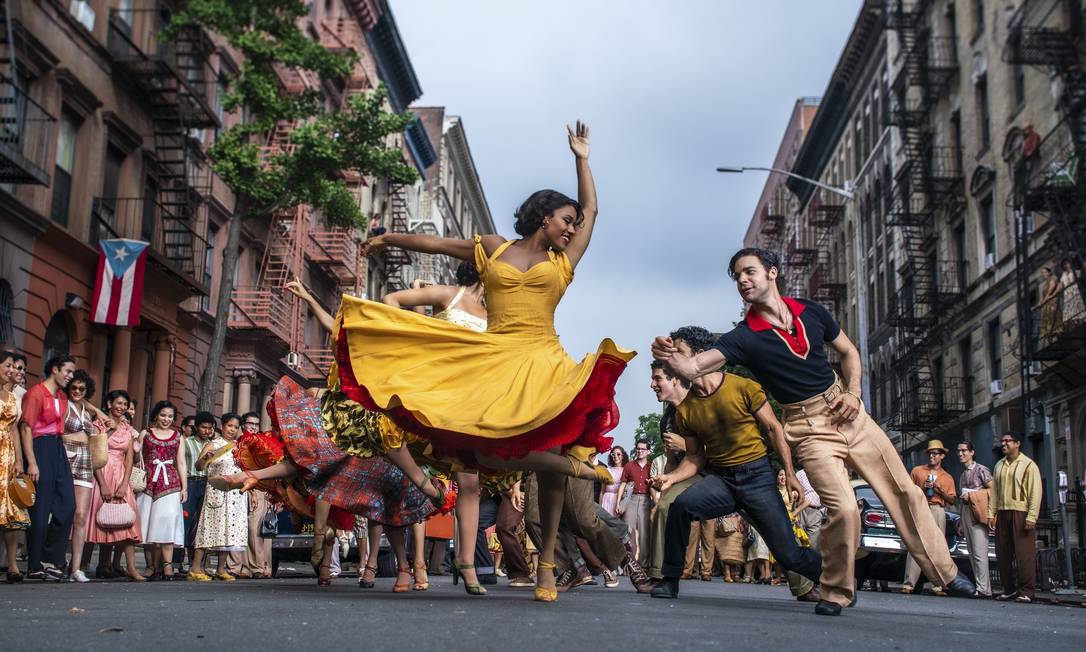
[0,391,31,530]
[335,236,634,463]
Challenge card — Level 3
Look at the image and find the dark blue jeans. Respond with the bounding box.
[662,457,821,583]
[183,478,207,551]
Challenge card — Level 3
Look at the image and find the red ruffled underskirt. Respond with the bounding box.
[335,329,623,463]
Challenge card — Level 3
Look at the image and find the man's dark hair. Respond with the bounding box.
[1002,432,1024,444]
[634,439,650,450]
[44,353,75,376]
[241,411,260,424]
[960,441,975,452]
[513,189,584,236]
[669,326,715,355]
[728,247,781,280]
[194,411,217,427]
[650,359,672,377]
[69,369,96,400]
[455,261,481,287]
[103,389,132,408]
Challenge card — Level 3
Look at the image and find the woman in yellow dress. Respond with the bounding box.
[342,122,633,601]
[1,351,31,583]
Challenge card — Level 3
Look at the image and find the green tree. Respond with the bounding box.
[166,1,419,410]
[633,412,665,461]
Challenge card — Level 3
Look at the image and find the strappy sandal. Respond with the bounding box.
[412,562,429,591]
[310,527,335,571]
[358,563,377,589]
[392,565,413,593]
[454,562,486,596]
[534,561,557,602]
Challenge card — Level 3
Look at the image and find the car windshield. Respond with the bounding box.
[855,485,882,507]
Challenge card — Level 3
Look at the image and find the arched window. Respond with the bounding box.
[0,279,13,347]
[42,312,71,370]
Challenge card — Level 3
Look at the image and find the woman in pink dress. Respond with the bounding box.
[598,446,627,515]
[85,390,144,581]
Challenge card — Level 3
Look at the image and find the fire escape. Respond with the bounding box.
[882,1,968,442]
[760,201,786,257]
[105,6,216,292]
[0,0,57,187]
[807,191,847,311]
[1005,0,1086,385]
[377,182,415,292]
[784,218,817,298]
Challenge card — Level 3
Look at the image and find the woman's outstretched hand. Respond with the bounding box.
[284,279,312,302]
[360,234,389,257]
[568,120,590,159]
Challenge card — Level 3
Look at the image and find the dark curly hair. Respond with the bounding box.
[728,247,781,281]
[669,326,715,354]
[69,369,96,400]
[513,189,584,236]
[455,261,481,287]
[149,400,178,425]
[103,389,132,409]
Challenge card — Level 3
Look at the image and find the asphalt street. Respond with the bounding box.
[2,572,1083,652]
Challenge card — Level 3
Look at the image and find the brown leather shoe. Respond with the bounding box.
[624,558,657,594]
[796,586,822,603]
[680,571,694,580]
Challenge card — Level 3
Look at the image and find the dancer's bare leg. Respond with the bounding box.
[359,523,381,587]
[454,471,481,586]
[3,531,19,574]
[386,445,442,500]
[411,522,428,587]
[68,485,92,575]
[386,526,413,589]
[535,469,565,594]
[311,500,332,570]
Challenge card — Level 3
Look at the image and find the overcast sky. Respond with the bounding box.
[394,1,862,450]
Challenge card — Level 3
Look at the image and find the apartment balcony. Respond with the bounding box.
[785,239,816,269]
[90,197,209,294]
[760,210,784,238]
[292,348,334,383]
[809,194,845,229]
[106,7,218,129]
[1020,122,1082,212]
[0,74,56,186]
[228,286,292,346]
[885,376,968,433]
[1031,295,1086,361]
[810,259,846,303]
[307,227,360,282]
[1003,0,1079,68]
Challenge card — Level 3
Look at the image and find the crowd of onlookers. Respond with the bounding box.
[0,351,279,583]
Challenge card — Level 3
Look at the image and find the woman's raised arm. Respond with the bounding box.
[563,121,598,270]
[362,233,476,262]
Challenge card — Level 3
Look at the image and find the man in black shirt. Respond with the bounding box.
[652,247,974,616]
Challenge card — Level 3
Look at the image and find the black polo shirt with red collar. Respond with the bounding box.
[710,297,840,404]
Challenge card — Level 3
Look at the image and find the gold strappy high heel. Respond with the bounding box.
[535,561,558,603]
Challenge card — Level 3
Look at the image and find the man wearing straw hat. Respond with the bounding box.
[901,439,956,595]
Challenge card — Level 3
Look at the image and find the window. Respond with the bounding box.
[877,268,886,318]
[96,146,126,242]
[980,193,996,260]
[51,112,78,226]
[987,318,1002,384]
[1013,63,1026,108]
[142,178,158,242]
[0,279,13,347]
[42,312,71,366]
[867,279,876,329]
[959,336,974,409]
[975,73,991,150]
[954,222,968,290]
[973,0,985,36]
[951,110,963,172]
[933,355,945,411]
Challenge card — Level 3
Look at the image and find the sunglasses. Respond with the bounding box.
[69,385,86,392]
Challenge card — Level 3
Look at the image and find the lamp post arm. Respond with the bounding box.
[719,166,855,201]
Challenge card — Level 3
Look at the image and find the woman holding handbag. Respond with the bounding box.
[0,351,31,583]
[85,390,143,581]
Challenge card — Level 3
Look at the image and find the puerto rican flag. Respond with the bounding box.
[90,239,149,326]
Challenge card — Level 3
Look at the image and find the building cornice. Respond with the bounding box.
[788,0,885,206]
[443,116,494,233]
[363,0,421,113]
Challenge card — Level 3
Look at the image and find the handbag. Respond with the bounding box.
[89,432,109,470]
[260,509,279,538]
[129,457,147,494]
[8,473,35,509]
[966,488,990,525]
[95,499,136,530]
[619,481,633,512]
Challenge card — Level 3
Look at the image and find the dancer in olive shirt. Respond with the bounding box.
[649,326,820,601]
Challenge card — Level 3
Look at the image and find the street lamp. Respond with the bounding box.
[716,166,855,201]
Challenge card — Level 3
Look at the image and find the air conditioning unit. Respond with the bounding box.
[286,351,301,368]
[984,252,996,270]
[990,379,1004,395]
[1027,361,1043,376]
[69,0,96,32]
